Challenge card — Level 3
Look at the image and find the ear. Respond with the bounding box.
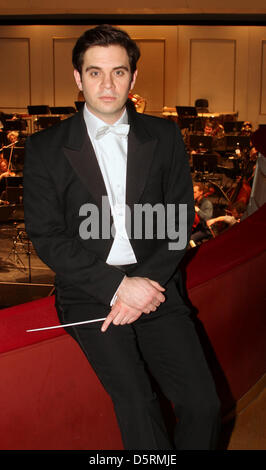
[74,69,83,91]
[130,69,138,91]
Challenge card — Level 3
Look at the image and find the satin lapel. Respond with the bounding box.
[62,110,108,208]
[126,112,157,210]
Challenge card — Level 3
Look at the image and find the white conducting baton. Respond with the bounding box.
[26,317,107,332]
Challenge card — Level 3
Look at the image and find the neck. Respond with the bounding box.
[85,104,126,125]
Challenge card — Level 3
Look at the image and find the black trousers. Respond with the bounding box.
[63,303,220,450]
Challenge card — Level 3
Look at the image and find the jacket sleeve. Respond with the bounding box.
[128,122,195,286]
[197,199,213,221]
[23,135,125,306]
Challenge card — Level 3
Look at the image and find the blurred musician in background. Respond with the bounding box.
[204,119,224,140]
[240,121,253,136]
[0,153,14,203]
[128,92,146,113]
[0,111,6,147]
[206,201,246,231]
[6,130,19,146]
[245,145,258,186]
[191,182,213,243]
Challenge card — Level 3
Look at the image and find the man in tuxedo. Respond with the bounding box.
[23,25,220,450]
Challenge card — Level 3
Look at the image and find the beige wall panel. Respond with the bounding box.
[53,37,79,106]
[247,27,266,126]
[124,26,178,115]
[0,37,30,109]
[177,26,249,120]
[190,39,236,113]
[134,40,165,113]
[260,41,266,115]
[189,39,236,112]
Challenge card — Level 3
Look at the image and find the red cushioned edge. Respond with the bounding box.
[185,203,266,289]
[0,296,65,353]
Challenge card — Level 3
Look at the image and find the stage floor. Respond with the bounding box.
[0,221,54,308]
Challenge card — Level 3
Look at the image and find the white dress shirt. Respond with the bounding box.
[83,104,137,267]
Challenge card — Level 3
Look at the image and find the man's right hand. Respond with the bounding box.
[101,299,143,332]
[116,276,165,314]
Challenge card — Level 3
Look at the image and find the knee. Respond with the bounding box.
[107,379,156,409]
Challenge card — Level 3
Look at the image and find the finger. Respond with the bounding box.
[112,311,128,325]
[114,310,139,326]
[126,315,140,324]
[148,279,165,291]
[101,306,120,332]
[120,315,133,325]
[143,305,155,314]
[101,315,114,332]
[156,292,165,303]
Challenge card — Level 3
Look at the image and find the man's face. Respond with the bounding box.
[74,45,137,124]
[204,125,213,135]
[193,185,203,202]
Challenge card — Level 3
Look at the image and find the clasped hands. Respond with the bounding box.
[101,276,165,332]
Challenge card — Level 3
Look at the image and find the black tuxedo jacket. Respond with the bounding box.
[23,106,194,322]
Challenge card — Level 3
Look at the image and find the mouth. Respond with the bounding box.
[99,96,117,102]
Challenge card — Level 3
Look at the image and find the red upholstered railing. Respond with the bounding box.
[0,295,64,354]
[185,203,266,289]
[0,204,265,355]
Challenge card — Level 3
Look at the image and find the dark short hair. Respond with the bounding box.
[193,182,204,192]
[232,201,246,215]
[72,24,140,75]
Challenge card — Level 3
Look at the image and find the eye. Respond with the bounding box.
[89,70,100,77]
[114,69,125,77]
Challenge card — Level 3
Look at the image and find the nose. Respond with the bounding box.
[101,72,114,89]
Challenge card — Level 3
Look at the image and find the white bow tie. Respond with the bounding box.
[95,124,130,140]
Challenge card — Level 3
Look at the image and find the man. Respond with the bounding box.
[23,25,220,450]
[191,182,214,243]
[207,201,246,230]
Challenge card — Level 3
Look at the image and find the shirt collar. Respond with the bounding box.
[83,104,128,140]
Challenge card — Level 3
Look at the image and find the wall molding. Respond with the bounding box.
[189,37,236,112]
[0,36,31,110]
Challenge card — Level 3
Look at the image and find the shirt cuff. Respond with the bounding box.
[110,275,126,306]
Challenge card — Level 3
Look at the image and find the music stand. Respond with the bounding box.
[225,135,250,151]
[5,120,27,131]
[189,135,213,152]
[50,106,76,115]
[0,204,14,222]
[178,117,196,130]
[27,105,51,115]
[192,153,217,173]
[176,106,197,117]
[224,121,244,133]
[4,175,23,187]
[6,187,23,204]
[37,116,61,129]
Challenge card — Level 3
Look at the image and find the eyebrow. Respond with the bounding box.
[84,65,129,72]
